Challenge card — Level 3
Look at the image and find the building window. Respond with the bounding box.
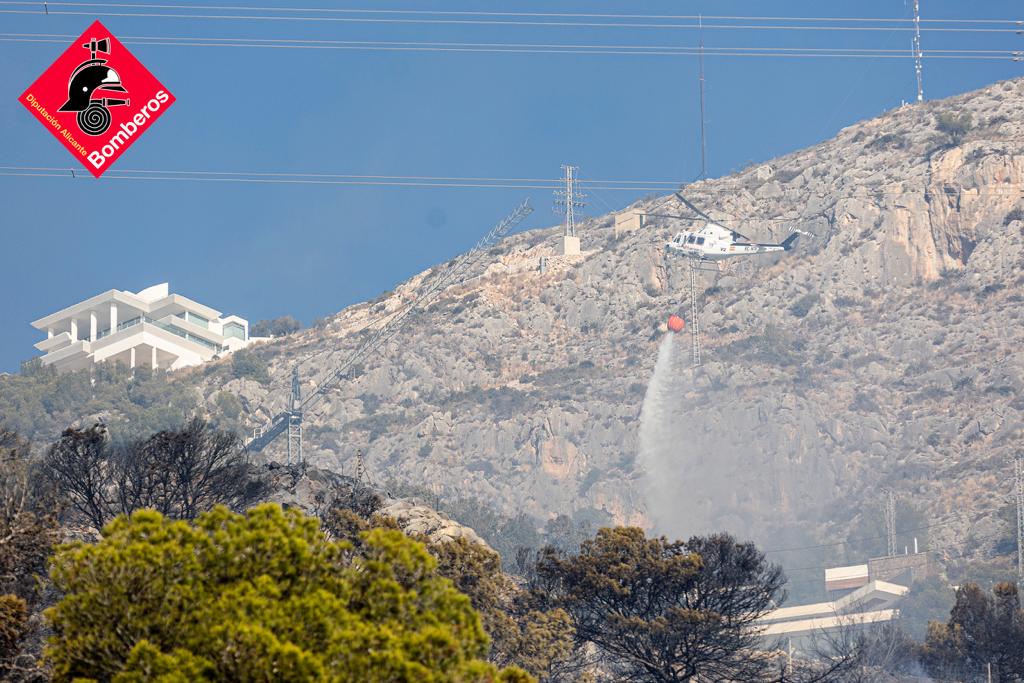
[224,322,246,341]
[185,312,209,329]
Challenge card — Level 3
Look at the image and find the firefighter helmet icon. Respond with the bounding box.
[57,37,130,136]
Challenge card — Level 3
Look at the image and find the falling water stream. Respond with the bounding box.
[637,334,692,538]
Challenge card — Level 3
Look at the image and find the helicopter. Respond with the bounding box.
[655,192,802,262]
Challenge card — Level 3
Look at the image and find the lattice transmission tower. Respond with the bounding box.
[553,164,585,238]
[287,365,302,465]
[885,489,898,557]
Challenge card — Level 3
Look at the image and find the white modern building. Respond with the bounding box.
[759,579,910,644]
[31,283,253,373]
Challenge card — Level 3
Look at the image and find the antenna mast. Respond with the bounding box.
[698,14,708,178]
[1015,455,1023,582]
[912,0,924,102]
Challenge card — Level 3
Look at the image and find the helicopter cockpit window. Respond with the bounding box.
[696,237,705,245]
[686,235,696,244]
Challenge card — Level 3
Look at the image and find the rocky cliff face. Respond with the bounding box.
[197,78,1024,565]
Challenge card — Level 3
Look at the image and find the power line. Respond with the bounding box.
[1,33,1020,60]
[6,32,1013,55]
[2,166,1022,200]
[1,4,1021,32]
[763,519,959,555]
[0,168,681,191]
[780,530,1016,575]
[0,3,1020,25]
[0,164,681,186]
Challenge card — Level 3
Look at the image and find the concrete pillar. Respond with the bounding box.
[150,346,158,369]
[89,311,97,342]
[129,346,135,369]
[69,319,78,341]
[110,303,118,333]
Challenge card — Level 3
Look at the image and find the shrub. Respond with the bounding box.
[0,595,27,658]
[231,349,270,384]
[935,111,973,143]
[789,293,820,318]
[46,504,531,682]
[1004,206,1024,226]
[213,391,242,420]
[249,315,301,338]
[867,133,908,150]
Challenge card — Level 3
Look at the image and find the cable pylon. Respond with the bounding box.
[286,365,302,465]
[355,449,369,485]
[553,165,585,238]
[885,489,898,557]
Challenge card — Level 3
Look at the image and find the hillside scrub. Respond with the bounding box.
[46,504,532,683]
[0,362,198,445]
[230,348,270,384]
[249,315,302,338]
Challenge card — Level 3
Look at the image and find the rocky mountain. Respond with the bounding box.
[176,77,1024,574]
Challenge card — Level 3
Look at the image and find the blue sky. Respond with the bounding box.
[1,0,1021,371]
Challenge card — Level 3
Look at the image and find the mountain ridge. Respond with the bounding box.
[15,77,1024,582]
[216,77,1023,560]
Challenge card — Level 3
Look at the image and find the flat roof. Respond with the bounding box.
[760,609,897,638]
[824,564,869,582]
[32,287,221,329]
[761,602,836,623]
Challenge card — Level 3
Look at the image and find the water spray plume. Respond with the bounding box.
[638,335,691,537]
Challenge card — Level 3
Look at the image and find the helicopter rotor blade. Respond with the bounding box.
[674,192,715,223]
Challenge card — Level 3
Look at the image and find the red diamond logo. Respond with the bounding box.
[19,20,175,178]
